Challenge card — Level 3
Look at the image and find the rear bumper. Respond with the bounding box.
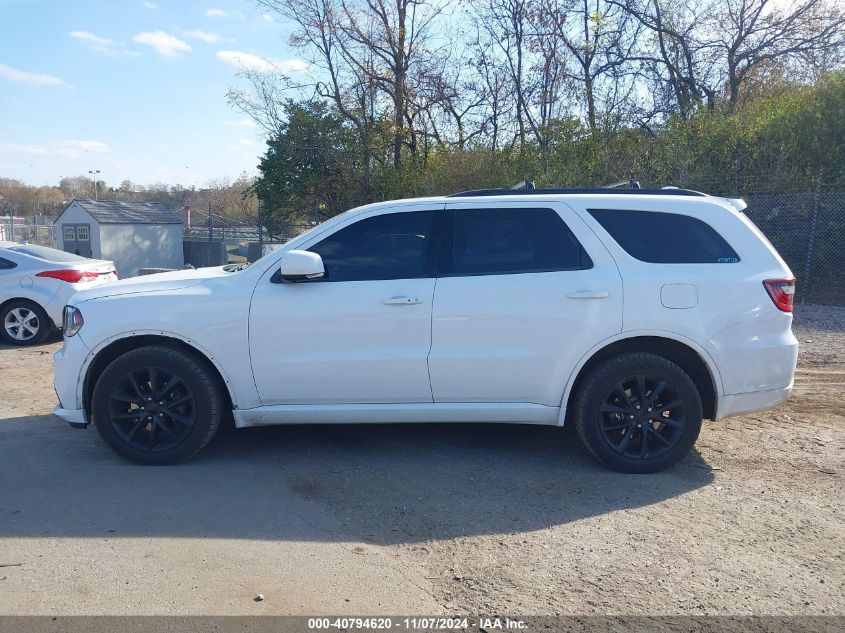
[715,384,792,420]
[54,405,88,428]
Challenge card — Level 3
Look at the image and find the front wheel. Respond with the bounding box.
[92,345,223,464]
[574,352,703,473]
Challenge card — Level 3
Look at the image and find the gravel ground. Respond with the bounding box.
[0,306,842,616]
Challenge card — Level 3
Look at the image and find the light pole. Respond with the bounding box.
[88,169,101,200]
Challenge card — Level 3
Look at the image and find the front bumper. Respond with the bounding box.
[54,405,88,428]
[53,333,91,427]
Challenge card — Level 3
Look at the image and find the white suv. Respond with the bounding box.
[53,189,798,472]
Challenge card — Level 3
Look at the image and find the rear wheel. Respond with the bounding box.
[0,300,51,346]
[574,352,703,473]
[92,345,223,464]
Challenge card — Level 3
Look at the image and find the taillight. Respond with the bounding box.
[763,278,796,312]
[36,269,99,283]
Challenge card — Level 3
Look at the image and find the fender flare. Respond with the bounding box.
[78,329,240,411]
[556,329,724,426]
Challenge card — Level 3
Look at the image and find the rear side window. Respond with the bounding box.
[450,208,592,275]
[0,257,17,270]
[588,209,740,264]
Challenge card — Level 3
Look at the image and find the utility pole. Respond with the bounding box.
[88,169,101,200]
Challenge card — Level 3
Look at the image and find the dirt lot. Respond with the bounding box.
[0,306,843,616]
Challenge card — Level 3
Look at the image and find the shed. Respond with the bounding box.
[54,199,184,277]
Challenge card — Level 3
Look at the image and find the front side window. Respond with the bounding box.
[308,211,435,282]
[588,209,740,264]
[449,207,592,275]
[63,227,75,241]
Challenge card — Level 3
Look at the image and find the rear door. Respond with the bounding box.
[428,201,623,406]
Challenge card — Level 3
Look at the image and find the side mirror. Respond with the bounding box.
[279,250,325,282]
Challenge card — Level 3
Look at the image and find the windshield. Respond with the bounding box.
[10,245,89,263]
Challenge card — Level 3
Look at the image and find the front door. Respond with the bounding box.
[62,223,92,258]
[428,202,623,407]
[248,205,441,405]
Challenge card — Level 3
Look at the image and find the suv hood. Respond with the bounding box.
[70,266,229,304]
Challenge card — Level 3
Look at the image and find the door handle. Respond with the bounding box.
[383,296,423,305]
[567,290,609,300]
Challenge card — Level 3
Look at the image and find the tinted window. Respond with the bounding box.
[450,207,591,275]
[0,257,17,270]
[588,209,740,264]
[9,245,89,263]
[309,211,435,282]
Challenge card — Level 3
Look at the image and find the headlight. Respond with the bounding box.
[63,305,84,337]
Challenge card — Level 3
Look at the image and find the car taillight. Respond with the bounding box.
[763,278,796,312]
[36,269,99,283]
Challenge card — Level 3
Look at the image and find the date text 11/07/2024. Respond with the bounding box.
[306,617,528,630]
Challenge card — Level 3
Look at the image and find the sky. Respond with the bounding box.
[0,0,304,188]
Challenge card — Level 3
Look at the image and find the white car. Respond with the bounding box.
[0,242,116,346]
[53,189,798,472]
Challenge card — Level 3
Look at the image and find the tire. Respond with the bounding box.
[0,299,52,346]
[91,345,223,464]
[574,352,703,473]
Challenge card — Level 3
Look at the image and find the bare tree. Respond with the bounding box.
[242,0,385,191]
[613,0,718,117]
[338,0,444,169]
[543,0,639,131]
[474,0,538,147]
[468,22,517,151]
[712,0,845,106]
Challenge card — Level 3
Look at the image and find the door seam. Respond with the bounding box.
[425,276,437,402]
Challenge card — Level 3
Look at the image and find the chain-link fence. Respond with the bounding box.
[1,223,56,247]
[743,192,844,306]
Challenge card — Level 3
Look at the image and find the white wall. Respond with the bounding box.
[54,203,102,258]
[99,223,184,277]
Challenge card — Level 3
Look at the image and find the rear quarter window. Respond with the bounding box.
[588,209,740,264]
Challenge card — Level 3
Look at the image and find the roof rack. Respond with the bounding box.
[447,187,708,198]
[604,179,641,189]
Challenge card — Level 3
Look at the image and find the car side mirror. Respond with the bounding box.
[279,250,325,282]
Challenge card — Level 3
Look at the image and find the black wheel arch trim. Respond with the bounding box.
[563,334,720,423]
[82,333,236,420]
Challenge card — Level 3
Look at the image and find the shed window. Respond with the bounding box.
[76,226,90,241]
[63,227,75,241]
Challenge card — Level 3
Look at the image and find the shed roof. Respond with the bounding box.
[57,199,183,225]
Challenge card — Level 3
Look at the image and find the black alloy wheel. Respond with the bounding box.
[92,345,222,464]
[574,352,703,473]
[598,374,687,460]
[107,365,196,452]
